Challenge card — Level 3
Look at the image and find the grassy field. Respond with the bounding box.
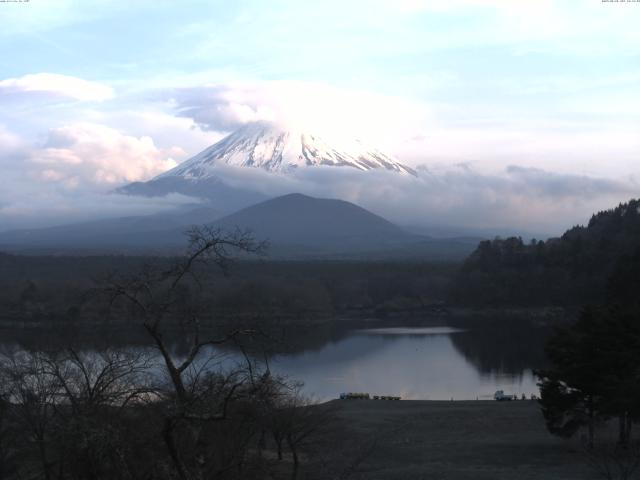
[325,400,596,480]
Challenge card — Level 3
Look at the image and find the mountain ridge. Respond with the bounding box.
[156,122,417,178]
[211,192,411,246]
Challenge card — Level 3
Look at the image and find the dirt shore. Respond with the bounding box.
[327,399,596,480]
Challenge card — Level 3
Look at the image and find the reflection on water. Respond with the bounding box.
[267,327,541,401]
[0,322,547,402]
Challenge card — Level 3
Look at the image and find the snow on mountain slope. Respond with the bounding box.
[157,122,416,178]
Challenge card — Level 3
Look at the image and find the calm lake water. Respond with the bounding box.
[265,326,540,401]
[1,322,546,402]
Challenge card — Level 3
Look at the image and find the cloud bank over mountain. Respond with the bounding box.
[1,1,638,235]
[1,110,637,236]
[0,122,195,231]
[166,81,429,148]
[206,162,635,235]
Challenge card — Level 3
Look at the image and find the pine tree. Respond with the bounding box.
[537,306,640,448]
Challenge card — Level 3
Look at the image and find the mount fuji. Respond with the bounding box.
[160,121,417,177]
[0,123,484,258]
[118,122,416,211]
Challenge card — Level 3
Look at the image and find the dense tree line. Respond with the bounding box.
[0,254,456,329]
[451,198,640,307]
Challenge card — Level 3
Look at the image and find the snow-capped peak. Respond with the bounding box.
[157,122,416,179]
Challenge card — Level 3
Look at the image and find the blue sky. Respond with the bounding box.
[0,0,639,232]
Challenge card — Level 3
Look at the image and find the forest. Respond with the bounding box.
[0,253,456,332]
[451,199,640,307]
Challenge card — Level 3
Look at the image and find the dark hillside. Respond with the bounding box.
[452,199,640,306]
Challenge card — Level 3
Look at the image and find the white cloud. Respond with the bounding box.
[0,125,25,157]
[0,73,114,102]
[395,121,640,178]
[1,118,636,235]
[167,81,430,148]
[28,123,185,188]
[94,110,216,154]
[166,84,277,131]
[164,79,640,178]
[0,123,201,231]
[200,162,637,235]
[0,189,201,232]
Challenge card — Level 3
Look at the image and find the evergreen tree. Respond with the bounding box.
[537,306,640,448]
[537,307,607,448]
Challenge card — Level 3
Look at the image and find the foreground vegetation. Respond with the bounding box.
[0,347,341,480]
[0,227,347,480]
[2,198,640,478]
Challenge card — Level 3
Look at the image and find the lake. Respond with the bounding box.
[265,326,541,401]
[0,321,547,402]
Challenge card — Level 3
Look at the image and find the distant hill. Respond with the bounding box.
[0,193,478,260]
[0,206,223,253]
[451,198,640,306]
[206,193,479,259]
[212,192,408,247]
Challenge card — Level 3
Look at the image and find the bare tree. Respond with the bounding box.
[0,347,157,480]
[40,348,154,411]
[1,350,61,480]
[104,227,265,401]
[0,366,17,479]
[261,382,336,480]
[102,226,268,479]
